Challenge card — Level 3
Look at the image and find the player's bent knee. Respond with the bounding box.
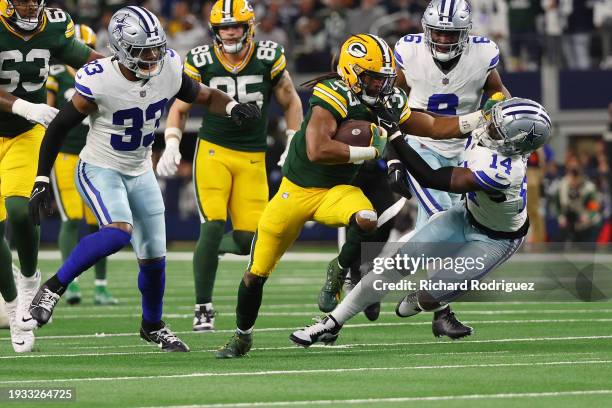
[355,210,378,233]
[104,222,133,235]
[233,230,255,255]
[243,271,267,288]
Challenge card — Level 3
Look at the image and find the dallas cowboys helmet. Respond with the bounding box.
[422,0,472,61]
[108,6,167,79]
[480,98,552,157]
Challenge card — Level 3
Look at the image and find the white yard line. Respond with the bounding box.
[140,389,612,408]
[0,360,610,385]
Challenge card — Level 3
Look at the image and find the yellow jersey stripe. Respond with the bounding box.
[270,56,286,80]
[399,106,412,124]
[183,62,202,82]
[46,77,59,92]
[313,89,348,118]
[313,84,347,110]
[65,20,75,38]
[272,53,285,70]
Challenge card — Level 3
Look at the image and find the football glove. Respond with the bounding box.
[29,178,52,225]
[370,124,387,158]
[12,99,59,128]
[156,137,181,177]
[230,102,261,126]
[373,103,400,135]
[387,159,412,199]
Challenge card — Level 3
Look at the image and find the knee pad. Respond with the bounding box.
[354,210,378,233]
[233,230,255,255]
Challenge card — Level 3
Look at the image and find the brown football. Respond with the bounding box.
[333,119,373,147]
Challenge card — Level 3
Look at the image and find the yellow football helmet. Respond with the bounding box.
[75,23,96,48]
[337,34,397,106]
[209,0,255,54]
[1,0,45,31]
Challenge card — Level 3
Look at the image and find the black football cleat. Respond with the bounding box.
[140,322,190,352]
[363,302,380,321]
[216,332,253,358]
[29,280,66,327]
[432,307,473,340]
[290,315,342,347]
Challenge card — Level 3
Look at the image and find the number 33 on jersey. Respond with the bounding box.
[183,40,286,152]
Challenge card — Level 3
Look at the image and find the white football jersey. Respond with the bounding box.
[394,34,500,158]
[463,132,527,233]
[75,50,184,176]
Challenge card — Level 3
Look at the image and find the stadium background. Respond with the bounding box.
[37,0,612,245]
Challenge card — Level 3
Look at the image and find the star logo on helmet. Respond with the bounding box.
[523,124,541,145]
[113,14,128,37]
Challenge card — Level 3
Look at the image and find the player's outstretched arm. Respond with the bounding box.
[274,71,303,166]
[399,109,484,140]
[29,93,96,224]
[386,136,481,194]
[0,90,59,127]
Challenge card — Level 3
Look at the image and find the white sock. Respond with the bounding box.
[95,279,107,287]
[5,298,18,315]
[195,303,213,312]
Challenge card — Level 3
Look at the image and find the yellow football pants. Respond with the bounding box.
[51,153,97,224]
[193,139,268,231]
[0,125,45,221]
[248,177,374,277]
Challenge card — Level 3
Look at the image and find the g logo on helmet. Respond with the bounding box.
[347,42,367,58]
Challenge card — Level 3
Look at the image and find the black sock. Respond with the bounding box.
[236,278,265,331]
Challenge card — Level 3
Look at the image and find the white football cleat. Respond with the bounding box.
[192,304,215,331]
[6,300,34,353]
[290,315,342,347]
[16,269,41,331]
[395,291,423,318]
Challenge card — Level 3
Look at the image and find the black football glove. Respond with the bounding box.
[230,102,261,126]
[387,160,412,199]
[373,103,400,135]
[29,179,52,225]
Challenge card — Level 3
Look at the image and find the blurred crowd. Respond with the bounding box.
[50,0,612,72]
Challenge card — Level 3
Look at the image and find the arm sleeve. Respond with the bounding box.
[389,137,453,191]
[174,72,200,103]
[37,101,87,177]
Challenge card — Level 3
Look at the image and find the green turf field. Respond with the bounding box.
[1,254,612,408]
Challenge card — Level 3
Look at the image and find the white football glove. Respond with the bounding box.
[277,129,296,167]
[12,99,59,128]
[156,136,182,177]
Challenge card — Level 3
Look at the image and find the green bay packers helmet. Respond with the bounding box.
[337,34,397,106]
[75,23,97,48]
[209,0,255,54]
[1,0,45,31]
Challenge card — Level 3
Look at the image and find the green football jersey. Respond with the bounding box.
[184,40,286,152]
[46,64,87,154]
[0,8,91,137]
[282,78,412,189]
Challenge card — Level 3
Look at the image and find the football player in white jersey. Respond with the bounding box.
[26,6,260,352]
[290,98,552,346]
[393,0,510,225]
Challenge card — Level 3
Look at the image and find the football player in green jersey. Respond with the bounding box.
[46,23,116,306]
[216,33,489,358]
[0,0,103,351]
[160,0,303,332]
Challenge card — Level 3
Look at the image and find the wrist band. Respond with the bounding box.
[35,176,49,183]
[225,100,238,116]
[348,146,377,163]
[459,111,485,134]
[164,127,182,142]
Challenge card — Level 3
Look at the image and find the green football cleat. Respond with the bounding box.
[215,332,252,359]
[66,281,82,305]
[318,257,347,313]
[94,286,118,305]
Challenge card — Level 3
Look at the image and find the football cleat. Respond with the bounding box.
[94,285,118,305]
[6,302,34,353]
[216,331,252,358]
[290,315,342,348]
[16,269,41,331]
[432,306,473,339]
[363,302,381,321]
[66,281,82,305]
[140,322,190,352]
[395,291,423,318]
[29,281,66,328]
[193,304,215,331]
[318,257,347,313]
